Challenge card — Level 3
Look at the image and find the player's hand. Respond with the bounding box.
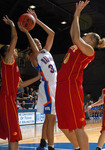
[3,15,15,27]
[87,105,92,111]
[27,9,38,22]
[74,0,90,16]
[18,22,28,33]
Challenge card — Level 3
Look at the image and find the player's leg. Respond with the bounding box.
[75,127,89,150]
[9,141,18,150]
[42,115,47,140]
[36,114,55,150]
[36,98,48,150]
[37,116,48,149]
[46,114,55,150]
[0,95,8,140]
[96,130,105,150]
[61,129,80,149]
[7,96,22,149]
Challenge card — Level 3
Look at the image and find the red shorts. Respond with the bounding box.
[100,108,105,133]
[55,81,86,131]
[100,88,105,132]
[0,94,22,142]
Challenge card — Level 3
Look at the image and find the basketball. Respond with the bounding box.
[18,13,36,31]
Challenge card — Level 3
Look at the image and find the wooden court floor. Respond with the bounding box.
[0,119,103,145]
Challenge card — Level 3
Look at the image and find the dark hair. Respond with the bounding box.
[0,45,9,58]
[26,49,33,59]
[27,49,33,55]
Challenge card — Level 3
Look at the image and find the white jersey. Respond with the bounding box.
[35,49,57,114]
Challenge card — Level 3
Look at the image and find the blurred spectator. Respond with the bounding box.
[27,96,34,109]
[16,100,22,109]
[30,87,34,95]
[35,89,39,95]
[84,102,90,120]
[34,94,38,101]
[21,101,27,109]
[24,86,30,96]
[30,91,35,97]
[34,94,38,109]
[17,86,24,98]
[84,93,92,103]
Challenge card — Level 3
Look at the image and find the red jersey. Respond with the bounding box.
[57,45,95,84]
[1,59,20,96]
[0,59,22,142]
[55,45,95,130]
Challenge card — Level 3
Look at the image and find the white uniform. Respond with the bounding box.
[35,49,57,114]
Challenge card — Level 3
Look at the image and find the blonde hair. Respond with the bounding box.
[90,33,105,48]
[97,38,105,48]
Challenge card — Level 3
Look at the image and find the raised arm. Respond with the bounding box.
[3,15,17,62]
[87,98,104,111]
[18,23,39,56]
[19,70,41,88]
[27,9,55,52]
[70,0,94,56]
[87,88,105,111]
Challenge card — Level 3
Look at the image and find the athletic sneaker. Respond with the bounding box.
[48,146,55,150]
[36,146,46,150]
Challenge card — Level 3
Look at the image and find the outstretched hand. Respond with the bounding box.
[3,15,14,27]
[74,0,90,16]
[27,8,38,22]
[18,22,28,33]
[87,105,92,111]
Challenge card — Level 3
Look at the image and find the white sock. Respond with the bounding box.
[75,147,80,150]
[96,146,102,150]
[45,140,47,143]
[48,145,54,148]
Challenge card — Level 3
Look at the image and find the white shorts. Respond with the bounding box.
[37,81,56,115]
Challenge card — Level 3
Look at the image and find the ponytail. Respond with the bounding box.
[97,38,105,48]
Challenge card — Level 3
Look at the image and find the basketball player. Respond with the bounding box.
[87,88,105,150]
[0,16,41,150]
[18,9,57,150]
[55,1,105,150]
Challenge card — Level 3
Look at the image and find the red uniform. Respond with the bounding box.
[101,88,105,133]
[0,59,22,142]
[55,45,95,131]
